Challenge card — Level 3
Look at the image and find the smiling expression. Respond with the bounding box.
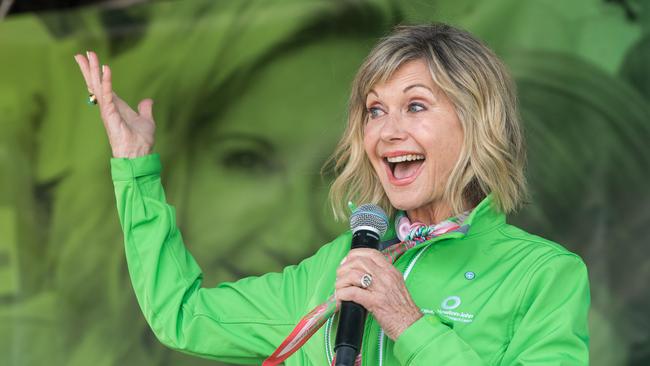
[363,59,464,221]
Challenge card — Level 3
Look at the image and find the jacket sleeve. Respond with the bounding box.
[392,253,590,365]
[110,153,330,364]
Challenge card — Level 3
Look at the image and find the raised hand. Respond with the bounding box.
[74,51,156,158]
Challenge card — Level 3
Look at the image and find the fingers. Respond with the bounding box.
[335,267,368,290]
[74,54,93,93]
[137,98,154,120]
[344,248,391,270]
[337,249,387,275]
[74,51,108,101]
[335,286,372,310]
[87,51,103,98]
[337,256,375,284]
[101,64,113,107]
[335,249,402,296]
[335,250,387,294]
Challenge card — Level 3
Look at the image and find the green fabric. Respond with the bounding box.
[111,153,590,365]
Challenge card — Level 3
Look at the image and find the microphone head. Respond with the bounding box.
[349,203,389,237]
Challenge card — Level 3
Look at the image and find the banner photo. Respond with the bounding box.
[0,0,648,365]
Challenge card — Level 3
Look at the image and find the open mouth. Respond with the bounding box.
[384,153,425,184]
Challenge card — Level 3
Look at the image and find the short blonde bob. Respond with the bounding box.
[327,23,527,220]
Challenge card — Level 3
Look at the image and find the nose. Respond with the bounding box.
[379,114,408,142]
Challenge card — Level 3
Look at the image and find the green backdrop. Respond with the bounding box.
[1,0,649,365]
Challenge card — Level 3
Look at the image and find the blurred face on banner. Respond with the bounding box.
[182,39,371,284]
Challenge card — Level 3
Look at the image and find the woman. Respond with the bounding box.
[74,23,590,365]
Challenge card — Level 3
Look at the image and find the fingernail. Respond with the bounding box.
[340,256,347,265]
[86,51,89,57]
[102,65,106,73]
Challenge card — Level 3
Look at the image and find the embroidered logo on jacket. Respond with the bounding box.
[436,295,475,323]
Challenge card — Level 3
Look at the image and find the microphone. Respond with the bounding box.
[334,204,389,366]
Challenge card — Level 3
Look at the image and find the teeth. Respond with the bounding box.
[386,154,425,163]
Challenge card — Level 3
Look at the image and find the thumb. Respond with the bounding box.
[137,98,154,120]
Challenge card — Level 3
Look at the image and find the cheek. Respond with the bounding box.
[418,123,463,176]
[437,140,463,181]
[444,123,464,163]
[362,129,386,180]
[362,125,377,158]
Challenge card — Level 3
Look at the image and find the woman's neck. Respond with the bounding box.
[406,199,469,225]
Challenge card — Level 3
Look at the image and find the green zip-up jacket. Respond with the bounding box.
[111,153,590,365]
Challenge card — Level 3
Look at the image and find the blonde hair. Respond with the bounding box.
[327,23,527,220]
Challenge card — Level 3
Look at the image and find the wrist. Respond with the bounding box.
[388,307,423,340]
[112,145,153,159]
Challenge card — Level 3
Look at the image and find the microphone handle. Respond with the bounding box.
[334,301,367,365]
[334,229,380,366]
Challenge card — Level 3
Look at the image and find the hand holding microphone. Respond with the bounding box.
[334,205,423,365]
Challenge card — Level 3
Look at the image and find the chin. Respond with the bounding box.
[384,191,428,212]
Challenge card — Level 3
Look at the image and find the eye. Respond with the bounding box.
[210,134,281,176]
[221,149,277,174]
[408,102,426,113]
[367,106,385,119]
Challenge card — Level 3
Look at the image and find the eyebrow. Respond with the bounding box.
[403,83,434,94]
[367,83,434,100]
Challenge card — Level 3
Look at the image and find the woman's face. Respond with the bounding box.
[363,59,464,216]
[181,38,372,283]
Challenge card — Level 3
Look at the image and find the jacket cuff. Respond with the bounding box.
[393,314,449,365]
[110,153,161,181]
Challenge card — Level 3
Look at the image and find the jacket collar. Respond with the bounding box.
[461,194,506,237]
